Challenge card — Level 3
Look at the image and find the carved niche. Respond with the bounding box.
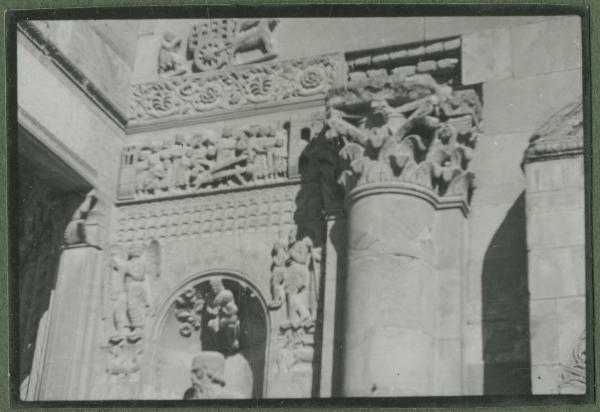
[169,276,260,398]
[323,73,482,199]
[103,240,161,379]
[129,53,346,124]
[159,18,280,78]
[267,226,322,374]
[118,123,290,200]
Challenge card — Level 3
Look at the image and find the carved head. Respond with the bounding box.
[288,226,298,244]
[209,277,224,294]
[190,351,226,389]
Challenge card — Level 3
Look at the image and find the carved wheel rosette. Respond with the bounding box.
[297,64,328,96]
[193,36,230,72]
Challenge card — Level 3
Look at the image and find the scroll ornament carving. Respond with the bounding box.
[268,226,321,373]
[174,277,241,355]
[121,123,289,200]
[129,54,346,123]
[324,73,481,198]
[556,331,586,394]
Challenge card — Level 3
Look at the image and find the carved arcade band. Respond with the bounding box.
[131,124,288,198]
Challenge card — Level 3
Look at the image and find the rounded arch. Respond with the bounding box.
[142,269,272,399]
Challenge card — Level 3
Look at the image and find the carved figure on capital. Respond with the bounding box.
[323,73,481,198]
[108,240,161,342]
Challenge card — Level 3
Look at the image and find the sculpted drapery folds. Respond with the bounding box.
[268,226,321,374]
[108,240,161,342]
[324,73,481,198]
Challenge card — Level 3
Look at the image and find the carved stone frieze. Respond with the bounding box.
[324,73,481,198]
[118,123,289,200]
[129,54,346,125]
[524,99,583,164]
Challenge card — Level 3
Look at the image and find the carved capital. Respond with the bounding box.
[324,73,481,201]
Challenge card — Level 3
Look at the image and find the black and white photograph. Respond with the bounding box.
[9,6,591,403]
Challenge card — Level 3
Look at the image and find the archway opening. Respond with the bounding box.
[152,274,267,399]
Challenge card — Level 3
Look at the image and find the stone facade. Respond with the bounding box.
[15,16,587,401]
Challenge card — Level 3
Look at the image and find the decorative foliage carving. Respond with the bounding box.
[556,331,586,394]
[108,240,161,342]
[324,73,481,198]
[268,226,321,374]
[174,277,240,355]
[115,184,321,245]
[129,54,346,124]
[119,123,289,200]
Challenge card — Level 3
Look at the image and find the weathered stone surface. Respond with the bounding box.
[482,69,582,134]
[525,157,584,193]
[529,247,586,300]
[461,28,512,85]
[511,17,582,77]
[527,208,585,249]
[424,16,556,40]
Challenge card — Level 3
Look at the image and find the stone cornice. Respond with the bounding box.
[524,99,584,164]
[17,21,128,130]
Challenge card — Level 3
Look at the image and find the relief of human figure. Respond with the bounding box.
[158,31,187,77]
[268,227,319,330]
[272,126,288,179]
[205,277,240,353]
[108,241,161,342]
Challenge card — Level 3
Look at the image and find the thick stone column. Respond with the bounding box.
[523,99,586,395]
[36,191,106,400]
[342,183,436,396]
[322,72,481,397]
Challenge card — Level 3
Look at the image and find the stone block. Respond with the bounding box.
[465,260,482,324]
[525,157,584,193]
[556,297,586,360]
[531,364,562,394]
[511,16,582,77]
[482,69,583,134]
[463,362,484,395]
[461,27,512,85]
[469,132,530,204]
[529,247,586,299]
[434,338,462,395]
[526,188,585,214]
[435,270,462,339]
[527,208,585,249]
[463,323,483,365]
[424,16,554,40]
[468,201,527,262]
[530,299,559,365]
